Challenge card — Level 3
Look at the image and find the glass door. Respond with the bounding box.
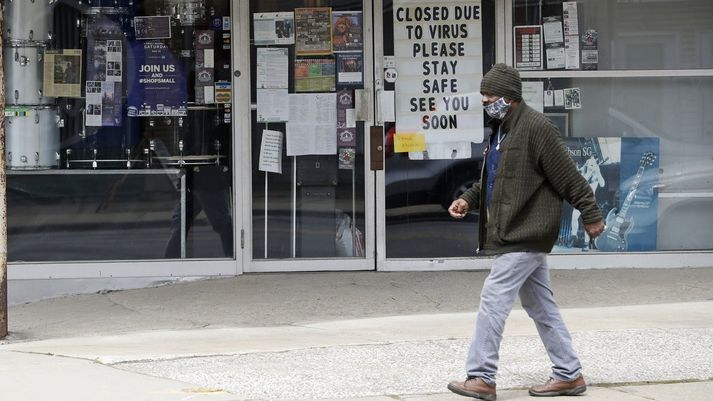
[374,0,498,270]
[243,0,375,271]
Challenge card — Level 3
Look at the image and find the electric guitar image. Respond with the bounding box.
[595,152,656,252]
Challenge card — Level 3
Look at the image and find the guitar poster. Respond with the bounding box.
[617,138,659,252]
[555,137,659,253]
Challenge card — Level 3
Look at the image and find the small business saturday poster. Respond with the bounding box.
[127,41,187,117]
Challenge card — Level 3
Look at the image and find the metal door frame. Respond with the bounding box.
[239,0,378,273]
[372,0,505,271]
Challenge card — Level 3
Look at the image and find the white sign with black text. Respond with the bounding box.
[259,129,284,174]
[393,0,483,159]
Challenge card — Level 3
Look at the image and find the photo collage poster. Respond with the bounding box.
[555,137,660,253]
[85,13,125,127]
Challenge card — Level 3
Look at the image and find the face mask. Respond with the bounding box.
[484,97,511,119]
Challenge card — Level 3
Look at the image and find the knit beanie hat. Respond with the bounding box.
[480,63,522,101]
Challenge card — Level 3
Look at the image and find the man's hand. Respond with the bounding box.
[448,199,470,219]
[585,220,606,238]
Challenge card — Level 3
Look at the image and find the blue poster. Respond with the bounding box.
[555,137,659,253]
[127,40,187,116]
[605,138,660,252]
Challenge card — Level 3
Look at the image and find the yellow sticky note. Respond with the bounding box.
[394,133,426,153]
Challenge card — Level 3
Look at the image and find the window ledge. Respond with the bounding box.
[520,69,713,79]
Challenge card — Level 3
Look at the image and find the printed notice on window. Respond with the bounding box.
[562,2,579,36]
[543,16,565,70]
[565,35,580,70]
[253,12,295,45]
[257,89,289,122]
[257,48,289,89]
[259,129,284,174]
[286,93,337,156]
[522,81,544,113]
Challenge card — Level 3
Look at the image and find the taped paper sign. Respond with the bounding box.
[395,133,426,153]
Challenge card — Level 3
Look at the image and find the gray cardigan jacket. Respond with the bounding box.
[460,102,602,255]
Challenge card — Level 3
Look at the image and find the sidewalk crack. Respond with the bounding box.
[391,281,443,310]
[611,387,656,400]
[104,293,208,329]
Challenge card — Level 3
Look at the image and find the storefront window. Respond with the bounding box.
[513,0,713,252]
[513,0,713,71]
[5,0,235,261]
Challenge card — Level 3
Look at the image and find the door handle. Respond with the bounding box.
[370,126,384,171]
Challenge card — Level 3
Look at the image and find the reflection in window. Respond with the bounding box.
[5,0,235,261]
[513,0,713,71]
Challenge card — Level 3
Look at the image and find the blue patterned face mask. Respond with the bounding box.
[484,97,511,119]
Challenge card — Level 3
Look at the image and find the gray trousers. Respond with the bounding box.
[466,252,582,385]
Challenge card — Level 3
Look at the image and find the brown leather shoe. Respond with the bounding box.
[528,374,587,397]
[447,377,497,400]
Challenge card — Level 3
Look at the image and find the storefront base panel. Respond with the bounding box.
[376,252,713,271]
[7,253,712,304]
[8,260,239,305]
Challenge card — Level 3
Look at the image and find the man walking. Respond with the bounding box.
[447,63,605,400]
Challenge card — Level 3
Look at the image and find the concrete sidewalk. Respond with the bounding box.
[1,349,711,401]
[2,269,713,400]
